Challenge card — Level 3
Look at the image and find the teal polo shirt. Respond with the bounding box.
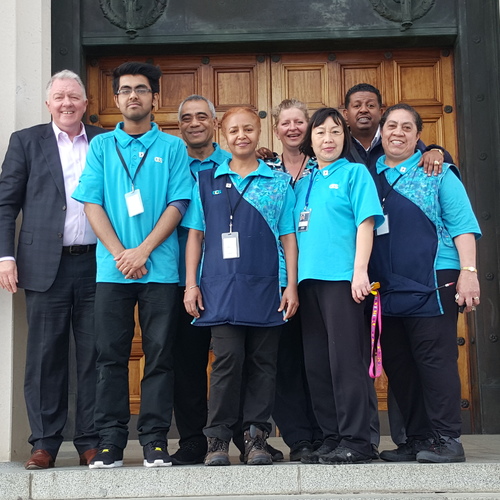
[73,122,193,284]
[183,159,295,237]
[188,142,231,179]
[294,157,384,283]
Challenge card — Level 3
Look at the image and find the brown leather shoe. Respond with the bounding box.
[25,449,55,470]
[79,448,98,466]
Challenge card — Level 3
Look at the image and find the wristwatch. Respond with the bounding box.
[460,266,477,273]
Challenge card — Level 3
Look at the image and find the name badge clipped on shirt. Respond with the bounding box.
[221,232,240,259]
[125,189,145,217]
[298,209,312,232]
[376,213,390,236]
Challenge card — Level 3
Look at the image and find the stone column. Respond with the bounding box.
[0,0,51,462]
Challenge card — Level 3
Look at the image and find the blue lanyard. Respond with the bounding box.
[303,167,319,210]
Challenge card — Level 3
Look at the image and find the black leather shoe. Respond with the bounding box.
[266,443,284,462]
[171,441,206,465]
[289,440,314,461]
[380,438,431,462]
[319,445,372,464]
[301,440,339,464]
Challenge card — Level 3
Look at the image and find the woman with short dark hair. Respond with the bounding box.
[294,107,384,464]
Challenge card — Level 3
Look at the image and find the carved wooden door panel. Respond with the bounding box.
[87,47,470,417]
[87,54,271,145]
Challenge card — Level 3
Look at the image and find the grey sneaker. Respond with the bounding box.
[380,438,431,462]
[204,437,230,466]
[417,435,466,463]
[243,425,272,465]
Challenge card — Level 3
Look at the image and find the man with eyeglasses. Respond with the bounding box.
[73,62,192,468]
[0,70,104,470]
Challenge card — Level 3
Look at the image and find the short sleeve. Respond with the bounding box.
[181,183,205,232]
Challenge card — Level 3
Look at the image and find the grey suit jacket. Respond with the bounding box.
[0,123,105,292]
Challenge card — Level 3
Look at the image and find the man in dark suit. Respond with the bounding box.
[0,70,104,469]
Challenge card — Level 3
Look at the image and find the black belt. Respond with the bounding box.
[62,244,97,255]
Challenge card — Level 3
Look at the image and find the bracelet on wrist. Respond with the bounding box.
[460,266,477,273]
[184,284,199,292]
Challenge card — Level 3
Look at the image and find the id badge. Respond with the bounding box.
[376,213,389,236]
[125,189,144,217]
[298,209,312,232]
[221,232,240,259]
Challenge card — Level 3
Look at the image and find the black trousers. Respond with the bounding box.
[204,324,281,442]
[94,282,177,449]
[272,309,322,447]
[381,269,462,440]
[299,280,372,456]
[173,288,212,449]
[24,251,98,458]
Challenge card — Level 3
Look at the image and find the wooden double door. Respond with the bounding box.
[86,47,471,417]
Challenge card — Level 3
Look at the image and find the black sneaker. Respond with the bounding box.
[416,435,466,463]
[371,443,380,460]
[301,440,338,464]
[319,445,372,464]
[89,444,124,469]
[171,441,206,465]
[380,438,431,462]
[289,440,314,462]
[143,440,172,467]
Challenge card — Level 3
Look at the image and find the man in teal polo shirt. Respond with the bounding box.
[73,62,192,469]
[171,95,231,465]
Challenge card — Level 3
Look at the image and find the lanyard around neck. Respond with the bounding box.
[225,174,255,233]
[282,153,307,187]
[115,140,149,190]
[381,172,403,210]
[303,167,319,210]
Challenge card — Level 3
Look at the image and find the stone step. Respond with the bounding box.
[2,436,499,500]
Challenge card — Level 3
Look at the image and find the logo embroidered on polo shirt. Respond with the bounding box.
[329,184,339,189]
[154,157,163,163]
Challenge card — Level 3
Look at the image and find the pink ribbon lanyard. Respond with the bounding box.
[369,284,382,379]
